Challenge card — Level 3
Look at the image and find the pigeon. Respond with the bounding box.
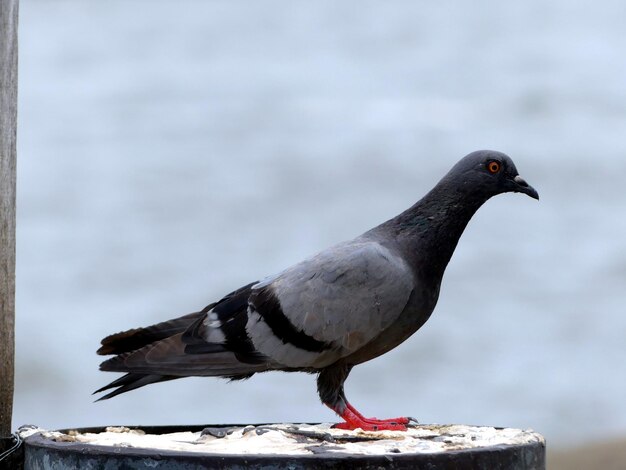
[96,150,538,431]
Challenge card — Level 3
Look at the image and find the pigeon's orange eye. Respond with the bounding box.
[487,161,501,174]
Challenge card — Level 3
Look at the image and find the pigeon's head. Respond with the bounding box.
[449,150,539,201]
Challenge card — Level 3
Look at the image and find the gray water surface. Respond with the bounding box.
[14,0,626,446]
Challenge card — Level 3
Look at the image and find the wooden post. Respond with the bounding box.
[0,0,18,438]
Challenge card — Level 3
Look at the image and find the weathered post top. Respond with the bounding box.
[19,423,546,469]
[0,0,19,439]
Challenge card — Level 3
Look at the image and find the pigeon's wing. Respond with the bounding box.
[245,239,415,368]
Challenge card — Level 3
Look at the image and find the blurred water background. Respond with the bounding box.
[13,0,626,449]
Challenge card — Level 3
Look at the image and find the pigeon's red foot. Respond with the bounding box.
[332,419,407,431]
[332,402,414,431]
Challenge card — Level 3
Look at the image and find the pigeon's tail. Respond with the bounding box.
[95,331,268,400]
[97,311,206,356]
[95,283,272,400]
[93,373,178,401]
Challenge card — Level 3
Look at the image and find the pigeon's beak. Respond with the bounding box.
[512,175,539,200]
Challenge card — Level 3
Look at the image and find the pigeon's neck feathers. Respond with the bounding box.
[378,170,490,282]
[400,169,489,225]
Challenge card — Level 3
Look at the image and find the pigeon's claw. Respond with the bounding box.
[406,416,419,427]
